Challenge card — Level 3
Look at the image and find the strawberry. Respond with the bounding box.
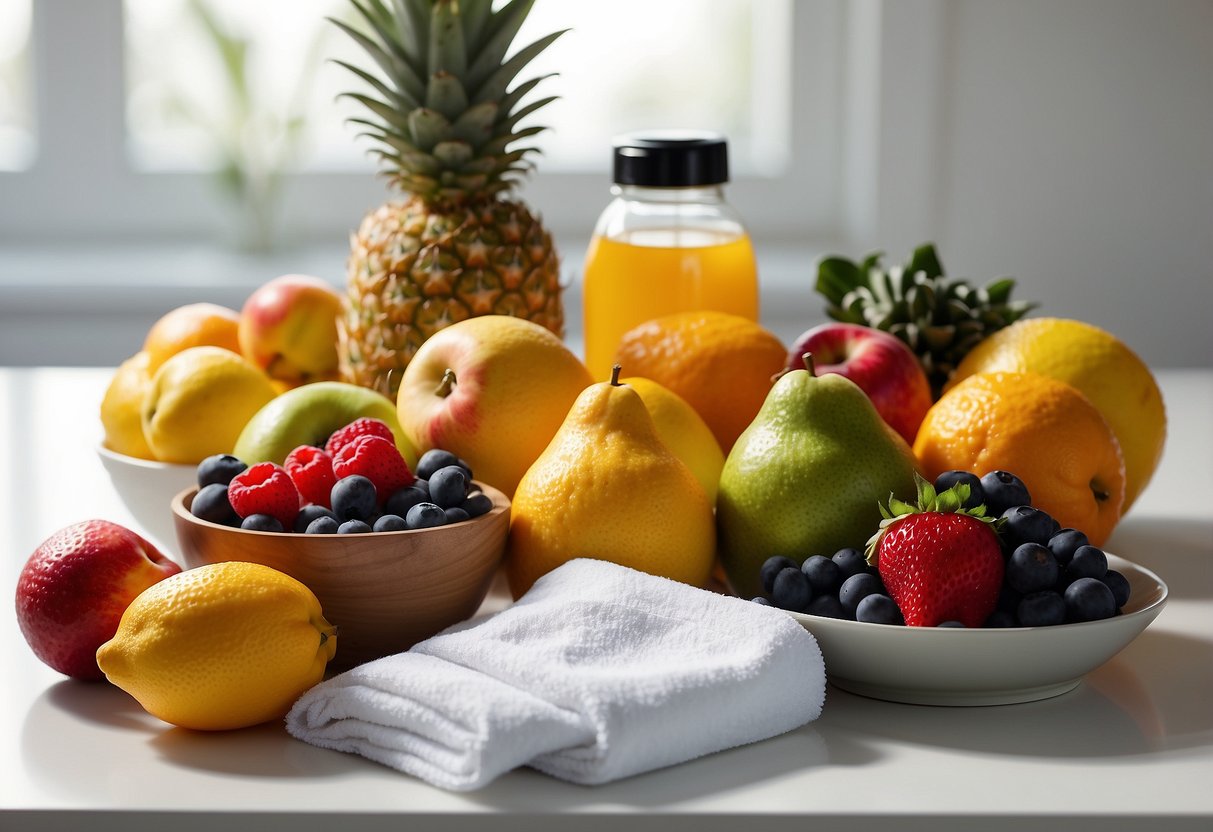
[867,475,1004,628]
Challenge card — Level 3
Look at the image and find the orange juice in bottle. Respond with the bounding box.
[582,133,759,380]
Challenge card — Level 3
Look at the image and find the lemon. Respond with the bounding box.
[100,351,156,460]
[96,562,336,731]
[622,376,725,505]
[949,318,1165,511]
[141,346,277,464]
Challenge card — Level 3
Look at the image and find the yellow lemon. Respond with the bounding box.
[622,376,725,505]
[96,562,336,731]
[100,351,156,460]
[949,318,1165,510]
[142,346,277,464]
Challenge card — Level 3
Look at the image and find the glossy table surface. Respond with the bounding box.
[2,367,1211,831]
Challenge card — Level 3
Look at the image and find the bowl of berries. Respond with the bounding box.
[171,419,510,669]
[96,443,198,550]
[751,471,1168,706]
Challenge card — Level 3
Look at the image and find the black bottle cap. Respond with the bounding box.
[612,131,729,187]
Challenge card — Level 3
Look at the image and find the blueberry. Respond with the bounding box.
[933,470,985,510]
[461,492,493,518]
[1000,506,1056,548]
[1066,545,1108,581]
[1101,569,1131,608]
[384,485,429,517]
[415,449,462,480]
[839,572,884,619]
[306,516,339,534]
[980,470,1032,516]
[338,519,373,534]
[997,583,1023,613]
[1048,528,1089,566]
[831,548,869,581]
[771,567,812,612]
[1064,577,1117,622]
[936,620,966,628]
[191,483,241,526]
[293,504,336,533]
[761,556,799,593]
[373,514,408,532]
[984,610,1017,628]
[197,453,247,488]
[804,595,846,619]
[750,596,772,606]
[1006,542,1060,594]
[406,502,447,530]
[1017,591,1066,627]
[855,594,903,625]
[332,475,378,521]
[429,465,469,509]
[801,555,842,595]
[413,478,431,497]
[241,513,283,532]
[444,507,470,524]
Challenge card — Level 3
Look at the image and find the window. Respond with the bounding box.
[0,0,34,170]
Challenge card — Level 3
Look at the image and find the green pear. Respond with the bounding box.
[717,362,920,599]
[233,382,417,466]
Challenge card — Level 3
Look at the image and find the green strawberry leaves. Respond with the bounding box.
[867,473,1002,564]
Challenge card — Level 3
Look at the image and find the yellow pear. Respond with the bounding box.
[622,376,725,505]
[505,366,716,599]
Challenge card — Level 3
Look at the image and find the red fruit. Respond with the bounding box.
[228,462,301,528]
[325,417,396,458]
[16,520,182,680]
[333,435,414,503]
[284,445,337,508]
[869,476,1004,628]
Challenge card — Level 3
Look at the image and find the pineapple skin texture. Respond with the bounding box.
[338,194,564,397]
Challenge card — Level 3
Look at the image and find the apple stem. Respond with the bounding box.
[802,353,816,377]
[436,369,457,398]
[610,364,622,386]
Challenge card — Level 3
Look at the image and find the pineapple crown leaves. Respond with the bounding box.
[864,473,1003,565]
[329,0,566,202]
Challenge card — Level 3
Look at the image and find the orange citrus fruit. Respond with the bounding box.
[914,371,1125,545]
[949,317,1165,511]
[144,303,242,373]
[612,311,786,452]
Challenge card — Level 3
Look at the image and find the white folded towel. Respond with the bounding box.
[286,558,825,790]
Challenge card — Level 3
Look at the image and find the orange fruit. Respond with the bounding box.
[949,317,1165,512]
[914,371,1125,545]
[143,303,242,373]
[612,311,786,452]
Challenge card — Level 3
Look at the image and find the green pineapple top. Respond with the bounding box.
[331,0,564,204]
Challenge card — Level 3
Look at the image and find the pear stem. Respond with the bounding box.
[802,353,816,377]
[435,368,457,398]
[610,364,622,386]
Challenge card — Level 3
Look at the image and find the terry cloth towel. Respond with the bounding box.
[286,558,825,790]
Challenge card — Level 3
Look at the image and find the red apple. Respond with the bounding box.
[16,520,182,681]
[786,322,932,443]
[238,274,343,387]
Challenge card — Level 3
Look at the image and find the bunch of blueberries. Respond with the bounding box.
[752,469,1131,628]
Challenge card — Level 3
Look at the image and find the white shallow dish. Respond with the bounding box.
[96,443,197,550]
[787,552,1168,706]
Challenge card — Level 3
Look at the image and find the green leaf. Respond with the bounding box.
[431,139,473,168]
[330,59,419,111]
[450,101,499,146]
[935,489,961,514]
[499,73,557,117]
[425,71,469,120]
[815,256,862,305]
[906,243,945,279]
[471,30,568,106]
[985,277,1016,305]
[465,0,536,93]
[407,108,452,151]
[499,95,558,132]
[460,0,494,52]
[428,0,466,77]
[387,0,428,64]
[329,18,424,104]
[339,93,412,133]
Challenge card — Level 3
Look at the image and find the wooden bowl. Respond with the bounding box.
[171,484,510,669]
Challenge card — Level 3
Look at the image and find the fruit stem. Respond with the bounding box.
[436,369,457,398]
[610,364,622,386]
[802,353,816,377]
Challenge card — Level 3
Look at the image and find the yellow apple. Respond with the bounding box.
[238,274,343,388]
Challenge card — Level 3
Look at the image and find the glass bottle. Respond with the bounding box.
[581,132,759,380]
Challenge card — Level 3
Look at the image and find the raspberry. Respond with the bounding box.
[325,417,396,458]
[332,435,414,504]
[284,445,337,508]
[228,462,300,529]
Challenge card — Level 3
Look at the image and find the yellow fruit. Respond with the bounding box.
[505,369,716,598]
[914,372,1125,546]
[621,376,725,505]
[100,351,156,460]
[142,346,277,464]
[96,562,336,731]
[143,303,243,374]
[949,318,1165,511]
[613,311,786,452]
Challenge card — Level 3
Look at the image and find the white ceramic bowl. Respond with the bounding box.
[95,443,197,550]
[786,552,1168,706]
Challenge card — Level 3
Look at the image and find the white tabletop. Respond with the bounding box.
[2,367,1211,831]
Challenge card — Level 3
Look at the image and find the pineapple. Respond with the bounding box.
[331,0,566,396]
[816,243,1036,397]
